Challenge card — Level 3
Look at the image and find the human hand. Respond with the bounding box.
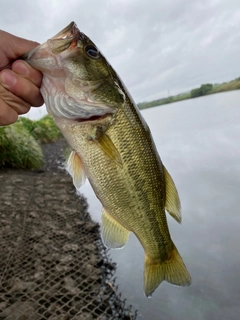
[0,30,44,126]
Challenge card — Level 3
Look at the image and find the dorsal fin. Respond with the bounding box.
[164,166,182,224]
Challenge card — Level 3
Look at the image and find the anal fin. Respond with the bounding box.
[101,208,130,249]
[66,151,86,189]
[164,166,182,224]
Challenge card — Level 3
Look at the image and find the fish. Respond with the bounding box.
[23,22,191,297]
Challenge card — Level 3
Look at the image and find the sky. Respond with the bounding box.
[1,0,240,119]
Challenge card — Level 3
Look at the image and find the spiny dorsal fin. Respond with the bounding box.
[66,151,86,189]
[101,208,130,249]
[91,128,122,167]
[164,166,182,224]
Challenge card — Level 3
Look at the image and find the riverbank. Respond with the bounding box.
[0,139,137,320]
[138,78,240,110]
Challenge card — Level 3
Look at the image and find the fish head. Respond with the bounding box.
[23,22,125,120]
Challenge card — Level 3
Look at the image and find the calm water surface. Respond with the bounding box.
[81,91,240,320]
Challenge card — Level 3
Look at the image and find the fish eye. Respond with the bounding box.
[85,45,99,59]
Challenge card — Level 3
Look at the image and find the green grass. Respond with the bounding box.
[212,78,240,94]
[0,114,62,170]
[0,121,44,169]
[19,114,62,144]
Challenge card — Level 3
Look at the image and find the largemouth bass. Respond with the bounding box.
[24,22,191,297]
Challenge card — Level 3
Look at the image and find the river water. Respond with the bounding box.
[81,91,240,320]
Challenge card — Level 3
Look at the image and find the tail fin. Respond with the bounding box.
[144,243,191,297]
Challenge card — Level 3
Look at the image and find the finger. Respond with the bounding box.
[0,98,18,126]
[0,82,31,115]
[12,60,42,87]
[0,70,43,107]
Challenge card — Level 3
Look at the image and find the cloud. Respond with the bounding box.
[1,0,240,105]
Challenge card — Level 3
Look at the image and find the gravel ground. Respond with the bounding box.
[41,137,68,173]
[0,139,137,320]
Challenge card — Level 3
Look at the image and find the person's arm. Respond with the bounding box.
[0,30,43,125]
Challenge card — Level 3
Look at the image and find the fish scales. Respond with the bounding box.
[61,96,169,255]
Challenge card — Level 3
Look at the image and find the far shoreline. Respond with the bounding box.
[138,77,240,110]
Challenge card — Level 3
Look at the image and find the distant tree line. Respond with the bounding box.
[190,83,213,98]
[138,91,191,109]
[138,77,240,110]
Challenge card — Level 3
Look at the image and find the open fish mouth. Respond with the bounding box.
[22,21,81,60]
[52,21,80,41]
[49,21,82,54]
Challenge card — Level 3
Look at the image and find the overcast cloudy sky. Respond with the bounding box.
[1,0,240,117]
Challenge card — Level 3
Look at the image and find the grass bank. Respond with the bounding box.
[0,114,61,170]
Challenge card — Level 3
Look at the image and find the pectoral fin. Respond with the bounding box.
[164,166,181,224]
[101,209,130,249]
[66,151,86,189]
[91,128,122,167]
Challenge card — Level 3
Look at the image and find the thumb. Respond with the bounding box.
[0,30,40,69]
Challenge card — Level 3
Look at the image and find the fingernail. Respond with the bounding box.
[0,70,17,87]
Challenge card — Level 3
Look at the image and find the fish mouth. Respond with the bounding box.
[49,21,81,54]
[51,21,80,41]
[22,21,81,61]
